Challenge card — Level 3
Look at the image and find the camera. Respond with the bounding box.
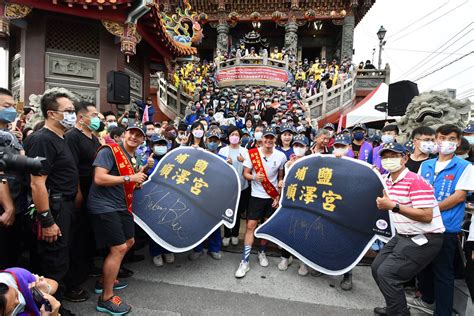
[31,286,52,312]
[0,131,45,174]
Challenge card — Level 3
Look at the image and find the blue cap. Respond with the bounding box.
[333,134,351,146]
[255,155,392,274]
[323,123,335,130]
[464,121,474,133]
[263,126,277,137]
[378,142,407,155]
[280,123,295,134]
[150,134,168,144]
[292,134,309,146]
[205,129,222,139]
[403,140,414,153]
[351,123,367,131]
[368,135,381,143]
[126,123,146,137]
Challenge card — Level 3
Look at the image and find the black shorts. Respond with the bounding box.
[247,196,275,221]
[91,211,135,249]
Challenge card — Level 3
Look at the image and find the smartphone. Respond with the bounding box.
[31,287,52,312]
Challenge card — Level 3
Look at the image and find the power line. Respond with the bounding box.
[386,1,449,40]
[414,51,474,82]
[389,1,468,44]
[396,23,473,80]
[384,47,466,56]
[430,65,474,88]
[409,39,474,80]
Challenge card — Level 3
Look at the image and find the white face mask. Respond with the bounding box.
[457,153,469,159]
[293,147,306,157]
[381,157,403,173]
[57,112,76,129]
[419,141,435,154]
[254,131,263,141]
[192,129,204,138]
[333,147,349,156]
[107,122,118,128]
[438,141,457,155]
[381,135,394,144]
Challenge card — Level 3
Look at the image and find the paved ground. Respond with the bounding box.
[63,244,407,316]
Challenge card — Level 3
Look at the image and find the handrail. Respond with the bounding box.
[216,55,289,70]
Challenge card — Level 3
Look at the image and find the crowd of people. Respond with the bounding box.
[0,52,473,316]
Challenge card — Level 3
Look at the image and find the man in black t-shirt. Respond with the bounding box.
[63,101,101,302]
[24,91,79,314]
[405,126,436,173]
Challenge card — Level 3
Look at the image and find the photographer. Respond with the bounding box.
[0,267,60,316]
[24,91,79,316]
[0,88,28,270]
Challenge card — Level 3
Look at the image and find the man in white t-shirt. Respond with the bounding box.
[235,126,286,278]
[411,124,474,315]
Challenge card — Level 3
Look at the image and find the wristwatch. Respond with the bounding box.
[124,176,131,183]
[392,203,400,213]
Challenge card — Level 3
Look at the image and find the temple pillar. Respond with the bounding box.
[341,15,355,60]
[284,21,298,56]
[216,22,229,54]
[0,37,8,88]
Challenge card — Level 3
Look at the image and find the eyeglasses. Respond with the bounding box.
[53,109,75,114]
[415,138,435,142]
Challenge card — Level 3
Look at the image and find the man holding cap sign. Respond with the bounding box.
[371,142,444,316]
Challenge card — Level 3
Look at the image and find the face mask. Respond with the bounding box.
[207,141,218,151]
[107,122,118,128]
[57,111,76,129]
[87,116,101,131]
[353,131,364,141]
[122,118,129,125]
[457,153,469,159]
[381,157,403,173]
[381,135,394,144]
[254,132,263,141]
[192,129,204,138]
[293,147,306,157]
[154,128,160,134]
[242,136,250,143]
[254,115,261,121]
[178,133,186,139]
[465,136,474,145]
[11,288,26,316]
[0,107,17,123]
[333,147,349,156]
[281,119,287,124]
[169,130,177,138]
[154,145,168,156]
[438,141,457,155]
[419,141,435,154]
[229,135,240,145]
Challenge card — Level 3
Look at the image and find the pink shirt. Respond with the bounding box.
[384,168,445,235]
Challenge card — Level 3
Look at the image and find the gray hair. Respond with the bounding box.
[316,128,331,137]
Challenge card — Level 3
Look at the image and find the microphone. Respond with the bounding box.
[263,157,268,162]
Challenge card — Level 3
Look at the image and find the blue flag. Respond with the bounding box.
[255,155,393,275]
[133,147,241,252]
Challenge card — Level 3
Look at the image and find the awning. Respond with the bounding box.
[341,83,399,128]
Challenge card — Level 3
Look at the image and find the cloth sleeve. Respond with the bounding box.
[242,150,253,169]
[455,164,474,191]
[25,136,56,176]
[93,147,115,171]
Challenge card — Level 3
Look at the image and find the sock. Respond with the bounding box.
[242,245,251,262]
[259,243,267,253]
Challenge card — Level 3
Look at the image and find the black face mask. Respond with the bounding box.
[97,121,106,133]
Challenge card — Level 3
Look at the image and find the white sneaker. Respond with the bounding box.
[209,251,222,260]
[231,237,239,246]
[163,253,175,263]
[298,263,309,276]
[235,260,250,278]
[277,256,293,271]
[258,251,269,267]
[152,255,163,267]
[407,297,435,315]
[222,237,230,247]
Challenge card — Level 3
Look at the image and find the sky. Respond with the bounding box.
[353,0,474,101]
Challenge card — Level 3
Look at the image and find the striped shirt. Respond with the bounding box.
[384,168,445,235]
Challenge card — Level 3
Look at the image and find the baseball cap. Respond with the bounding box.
[368,135,381,144]
[280,123,295,134]
[262,126,277,137]
[464,121,474,133]
[323,123,335,130]
[150,134,169,144]
[292,134,309,146]
[205,129,222,139]
[333,134,351,146]
[132,147,241,252]
[255,155,392,275]
[127,123,146,137]
[351,123,366,131]
[378,142,407,156]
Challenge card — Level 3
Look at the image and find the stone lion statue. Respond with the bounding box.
[397,90,471,137]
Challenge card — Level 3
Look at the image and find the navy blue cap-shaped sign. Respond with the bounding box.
[133,147,241,252]
[255,155,393,275]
